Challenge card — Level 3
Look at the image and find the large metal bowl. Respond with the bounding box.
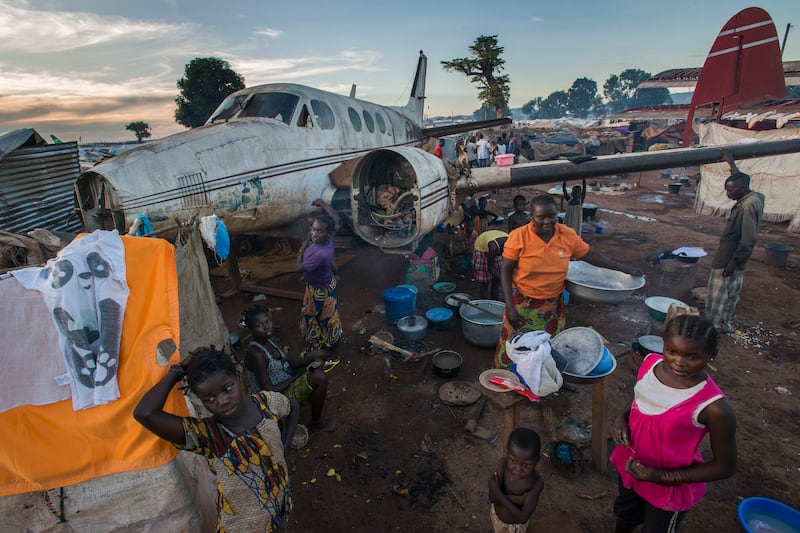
[565,261,645,304]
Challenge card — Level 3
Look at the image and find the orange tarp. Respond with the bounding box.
[0,236,186,496]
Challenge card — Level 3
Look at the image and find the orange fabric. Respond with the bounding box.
[0,236,185,496]
[503,224,590,299]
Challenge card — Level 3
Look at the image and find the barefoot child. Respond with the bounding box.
[488,427,544,532]
[134,347,299,532]
[242,306,336,432]
[610,315,737,532]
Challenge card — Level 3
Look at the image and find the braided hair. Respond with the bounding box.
[531,194,556,208]
[313,213,336,232]
[241,305,269,329]
[184,346,238,391]
[664,314,719,358]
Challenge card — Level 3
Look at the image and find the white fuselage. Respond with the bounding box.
[76,83,424,235]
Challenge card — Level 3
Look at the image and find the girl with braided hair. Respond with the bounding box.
[610,315,737,532]
[134,347,298,532]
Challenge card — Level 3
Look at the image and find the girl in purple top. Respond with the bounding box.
[296,199,343,361]
[610,315,737,532]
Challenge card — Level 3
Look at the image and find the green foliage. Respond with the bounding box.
[125,121,152,143]
[442,35,510,118]
[603,69,671,113]
[567,78,598,118]
[538,91,569,119]
[175,57,245,128]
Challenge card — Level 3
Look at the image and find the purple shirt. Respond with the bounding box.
[302,235,335,288]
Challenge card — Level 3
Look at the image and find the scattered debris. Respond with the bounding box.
[775,386,792,396]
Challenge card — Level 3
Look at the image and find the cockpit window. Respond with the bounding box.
[239,92,299,124]
[208,94,248,123]
[348,107,362,131]
[311,99,335,130]
[375,113,386,134]
[362,110,375,133]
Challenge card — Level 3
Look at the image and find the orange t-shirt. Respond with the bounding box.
[0,236,184,496]
[503,223,590,299]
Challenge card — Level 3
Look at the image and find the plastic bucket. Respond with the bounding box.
[397,284,418,310]
[383,286,416,324]
[764,242,792,268]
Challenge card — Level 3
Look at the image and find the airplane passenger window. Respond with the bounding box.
[311,99,335,129]
[239,92,299,125]
[362,110,375,133]
[348,107,362,131]
[375,113,386,134]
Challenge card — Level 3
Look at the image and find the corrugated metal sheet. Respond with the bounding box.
[0,142,82,234]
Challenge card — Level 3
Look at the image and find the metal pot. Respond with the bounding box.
[459,299,504,348]
[432,350,463,378]
[396,315,428,341]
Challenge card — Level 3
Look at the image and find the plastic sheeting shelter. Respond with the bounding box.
[696,123,800,232]
[0,229,227,530]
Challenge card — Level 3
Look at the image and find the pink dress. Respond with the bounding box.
[610,354,725,511]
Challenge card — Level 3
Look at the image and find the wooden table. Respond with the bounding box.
[480,344,632,473]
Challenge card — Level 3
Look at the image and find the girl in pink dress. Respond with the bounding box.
[610,315,737,532]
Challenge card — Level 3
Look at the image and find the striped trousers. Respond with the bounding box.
[705,268,744,333]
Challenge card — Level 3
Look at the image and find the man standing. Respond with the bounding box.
[705,164,765,334]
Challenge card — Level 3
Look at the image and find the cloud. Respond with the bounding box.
[530,16,543,22]
[232,50,384,85]
[254,27,283,38]
[0,1,193,53]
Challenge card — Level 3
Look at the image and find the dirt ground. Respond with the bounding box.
[213,169,800,532]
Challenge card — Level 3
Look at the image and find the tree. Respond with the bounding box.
[125,121,152,143]
[538,90,569,119]
[521,97,544,119]
[441,35,511,118]
[603,68,670,113]
[567,77,598,118]
[175,57,245,128]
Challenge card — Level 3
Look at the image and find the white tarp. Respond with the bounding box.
[697,123,800,232]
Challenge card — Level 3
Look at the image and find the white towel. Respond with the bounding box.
[12,230,129,410]
[506,330,563,397]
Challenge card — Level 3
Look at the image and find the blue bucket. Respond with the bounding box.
[396,284,419,311]
[383,286,416,324]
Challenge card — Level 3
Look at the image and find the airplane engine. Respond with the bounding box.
[350,147,450,253]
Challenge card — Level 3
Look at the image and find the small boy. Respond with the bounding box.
[488,427,544,533]
[507,195,530,233]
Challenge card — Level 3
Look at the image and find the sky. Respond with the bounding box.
[1,0,799,143]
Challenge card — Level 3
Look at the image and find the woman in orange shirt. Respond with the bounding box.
[494,195,642,368]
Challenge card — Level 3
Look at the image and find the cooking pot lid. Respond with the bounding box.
[550,327,604,376]
[397,315,428,332]
[638,335,664,354]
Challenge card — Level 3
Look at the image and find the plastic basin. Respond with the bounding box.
[644,296,689,322]
[738,497,800,533]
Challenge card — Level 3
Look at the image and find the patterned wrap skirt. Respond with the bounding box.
[301,275,342,350]
[493,291,566,368]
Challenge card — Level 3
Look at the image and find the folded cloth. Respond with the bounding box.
[506,330,563,397]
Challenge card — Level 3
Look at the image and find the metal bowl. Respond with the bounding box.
[565,261,645,304]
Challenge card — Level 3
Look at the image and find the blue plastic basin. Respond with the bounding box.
[738,497,800,533]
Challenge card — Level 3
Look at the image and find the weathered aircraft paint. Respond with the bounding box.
[75,54,430,242]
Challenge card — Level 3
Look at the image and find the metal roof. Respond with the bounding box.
[0,129,82,234]
[639,60,800,89]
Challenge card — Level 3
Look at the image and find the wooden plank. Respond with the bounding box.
[591,378,609,474]
[239,284,304,301]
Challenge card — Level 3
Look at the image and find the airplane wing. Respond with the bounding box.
[422,117,511,138]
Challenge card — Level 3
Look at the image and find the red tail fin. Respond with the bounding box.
[682,7,786,145]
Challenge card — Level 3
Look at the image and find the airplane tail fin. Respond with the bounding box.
[683,7,786,145]
[404,51,427,125]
